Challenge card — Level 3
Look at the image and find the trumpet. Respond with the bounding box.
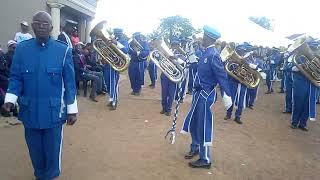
[150,38,185,83]
[288,36,320,87]
[221,44,261,89]
[90,21,130,72]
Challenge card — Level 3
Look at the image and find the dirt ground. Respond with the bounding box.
[0,74,320,180]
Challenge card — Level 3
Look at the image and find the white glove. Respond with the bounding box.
[222,93,232,110]
[137,51,141,56]
[249,63,257,69]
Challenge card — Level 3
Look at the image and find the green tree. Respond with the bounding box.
[249,16,274,31]
[154,15,196,39]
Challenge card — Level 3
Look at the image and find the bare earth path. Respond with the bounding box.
[1,75,320,180]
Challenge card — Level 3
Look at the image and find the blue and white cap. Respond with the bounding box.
[203,25,221,40]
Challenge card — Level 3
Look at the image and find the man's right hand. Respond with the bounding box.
[1,102,14,117]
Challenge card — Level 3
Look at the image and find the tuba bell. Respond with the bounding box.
[129,37,143,52]
[220,44,261,89]
[150,38,185,83]
[287,36,320,87]
[90,21,130,72]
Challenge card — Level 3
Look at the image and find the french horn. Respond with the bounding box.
[287,36,320,87]
[221,44,261,89]
[150,38,185,83]
[90,21,130,72]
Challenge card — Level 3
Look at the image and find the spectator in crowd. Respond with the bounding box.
[14,21,33,44]
[73,42,105,102]
[71,27,80,45]
[4,40,17,69]
[58,20,78,48]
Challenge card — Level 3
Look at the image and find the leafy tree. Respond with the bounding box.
[152,15,195,39]
[249,16,274,31]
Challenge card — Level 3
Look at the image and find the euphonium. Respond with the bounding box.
[150,38,184,83]
[287,37,320,87]
[220,44,261,89]
[129,37,143,52]
[90,21,130,72]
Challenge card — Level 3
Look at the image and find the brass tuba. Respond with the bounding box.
[287,36,320,87]
[220,44,261,89]
[150,38,184,83]
[129,37,143,52]
[90,21,130,72]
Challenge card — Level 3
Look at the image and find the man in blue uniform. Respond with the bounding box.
[147,41,157,89]
[106,28,129,110]
[224,43,254,124]
[282,52,293,113]
[290,40,318,131]
[159,37,180,116]
[128,32,150,95]
[2,12,77,180]
[181,25,232,169]
[246,52,263,109]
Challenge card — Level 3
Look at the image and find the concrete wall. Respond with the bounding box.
[0,0,47,51]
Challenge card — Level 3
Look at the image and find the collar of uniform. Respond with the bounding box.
[36,37,53,48]
[206,44,215,49]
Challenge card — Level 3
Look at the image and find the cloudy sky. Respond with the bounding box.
[94,0,319,38]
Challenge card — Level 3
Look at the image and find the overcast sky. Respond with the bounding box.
[94,0,319,38]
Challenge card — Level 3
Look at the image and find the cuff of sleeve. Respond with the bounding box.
[67,97,78,114]
[117,42,125,49]
[292,66,299,72]
[5,93,18,104]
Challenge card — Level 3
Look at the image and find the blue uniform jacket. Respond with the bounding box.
[194,45,230,96]
[5,38,78,129]
[128,41,150,62]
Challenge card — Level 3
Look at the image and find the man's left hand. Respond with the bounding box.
[67,114,77,126]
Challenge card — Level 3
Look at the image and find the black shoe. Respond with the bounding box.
[97,91,106,95]
[224,115,231,120]
[89,96,98,102]
[110,103,117,111]
[234,117,243,124]
[291,124,298,129]
[282,110,292,114]
[149,84,155,89]
[1,108,11,117]
[248,105,254,110]
[278,90,285,93]
[188,159,211,169]
[184,150,199,159]
[298,126,308,131]
[160,110,166,114]
[186,91,193,95]
[165,111,172,116]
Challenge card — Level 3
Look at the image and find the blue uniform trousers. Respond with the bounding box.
[160,74,177,112]
[103,64,111,94]
[227,78,247,118]
[128,61,144,93]
[188,63,198,92]
[147,61,157,86]
[246,86,258,107]
[280,75,285,91]
[25,125,63,180]
[109,68,119,104]
[187,90,216,163]
[291,73,311,127]
[284,72,293,112]
[266,69,273,92]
